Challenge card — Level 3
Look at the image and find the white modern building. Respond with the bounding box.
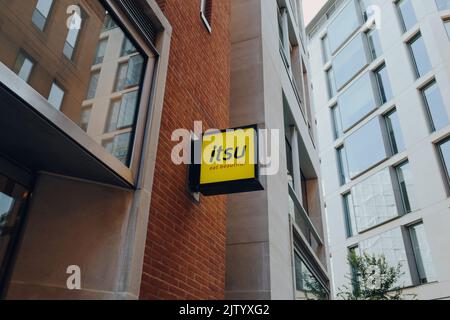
[307,0,450,299]
[226,0,330,299]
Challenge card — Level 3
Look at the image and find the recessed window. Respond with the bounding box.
[343,192,356,237]
[384,109,405,155]
[435,0,450,11]
[32,0,53,31]
[105,91,139,133]
[421,80,449,131]
[331,104,343,139]
[93,38,108,65]
[121,38,137,57]
[408,223,437,284]
[346,118,388,178]
[200,0,212,32]
[326,68,337,99]
[327,0,361,54]
[333,33,369,90]
[322,35,331,63]
[350,168,398,232]
[437,138,450,191]
[444,19,450,40]
[395,161,416,213]
[337,145,350,185]
[339,72,378,131]
[374,63,393,104]
[48,82,65,110]
[366,28,382,61]
[86,71,100,100]
[115,55,144,92]
[407,33,432,79]
[13,51,34,83]
[63,8,84,60]
[396,0,417,32]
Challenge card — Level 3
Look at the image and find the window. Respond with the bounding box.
[105,91,139,133]
[351,168,398,232]
[343,192,357,237]
[93,38,108,65]
[13,51,34,83]
[421,80,449,131]
[375,64,393,104]
[339,72,378,131]
[437,138,450,191]
[333,33,369,90]
[331,105,343,139]
[102,132,132,165]
[396,0,417,32]
[385,109,405,155]
[115,55,144,92]
[327,0,361,53]
[86,71,100,100]
[48,82,65,110]
[366,28,382,61]
[358,227,412,287]
[200,0,212,32]
[294,250,328,299]
[407,33,432,78]
[102,14,118,31]
[32,0,53,31]
[80,107,92,132]
[445,19,450,40]
[326,68,337,99]
[358,0,372,21]
[435,0,450,11]
[322,35,332,63]
[63,8,84,60]
[408,223,437,284]
[346,118,388,178]
[337,146,350,185]
[121,38,137,57]
[395,161,416,213]
[286,137,294,189]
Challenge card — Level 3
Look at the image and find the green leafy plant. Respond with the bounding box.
[337,251,414,300]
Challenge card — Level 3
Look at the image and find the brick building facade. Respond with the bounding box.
[139,0,231,300]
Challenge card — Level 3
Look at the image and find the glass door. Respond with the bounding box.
[0,172,31,297]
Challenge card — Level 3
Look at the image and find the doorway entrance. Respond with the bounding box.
[0,157,33,298]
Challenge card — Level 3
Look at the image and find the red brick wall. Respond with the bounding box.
[139,0,230,300]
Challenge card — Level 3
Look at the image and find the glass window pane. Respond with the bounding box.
[328,0,361,53]
[326,68,337,99]
[346,118,388,178]
[86,72,100,100]
[343,193,357,237]
[32,0,53,30]
[332,105,343,139]
[358,227,413,287]
[111,132,132,164]
[48,82,65,110]
[94,38,108,65]
[115,63,129,92]
[322,35,331,63]
[339,73,378,131]
[375,64,393,104]
[14,53,34,83]
[397,0,417,32]
[422,81,449,131]
[385,109,405,154]
[337,146,350,185]
[437,138,450,190]
[333,34,369,90]
[0,3,150,166]
[294,251,327,299]
[408,34,432,78]
[445,20,450,39]
[396,161,416,213]
[352,168,398,232]
[367,29,382,60]
[436,0,450,11]
[409,223,437,284]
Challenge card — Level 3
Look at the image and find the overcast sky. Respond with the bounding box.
[303,0,328,25]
